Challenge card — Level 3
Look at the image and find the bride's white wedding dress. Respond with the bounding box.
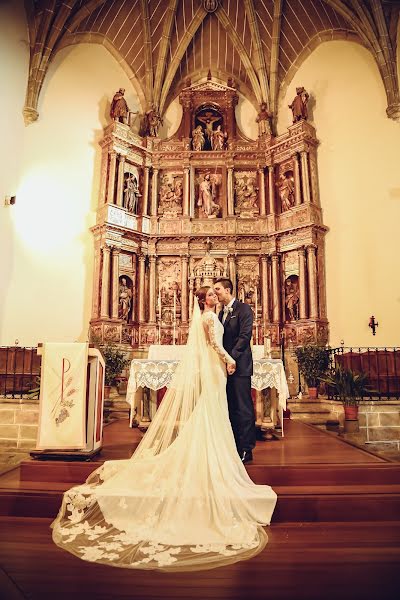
[51,301,277,571]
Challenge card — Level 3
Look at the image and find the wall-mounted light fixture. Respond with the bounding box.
[369,315,379,336]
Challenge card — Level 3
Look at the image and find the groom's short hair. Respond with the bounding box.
[215,277,233,294]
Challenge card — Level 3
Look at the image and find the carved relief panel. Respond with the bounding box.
[236,257,260,307]
[234,171,259,218]
[157,258,181,324]
[158,172,183,218]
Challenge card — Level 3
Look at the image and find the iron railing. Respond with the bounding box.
[0,346,41,399]
[327,347,400,400]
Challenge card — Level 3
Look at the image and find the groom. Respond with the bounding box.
[214,278,256,464]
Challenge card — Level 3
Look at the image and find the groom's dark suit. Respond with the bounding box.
[219,299,256,454]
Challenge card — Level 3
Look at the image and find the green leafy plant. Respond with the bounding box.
[101,344,130,387]
[320,366,372,406]
[294,345,330,388]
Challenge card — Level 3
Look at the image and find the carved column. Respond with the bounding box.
[111,247,120,320]
[183,167,190,216]
[307,244,318,319]
[258,168,266,216]
[261,254,269,323]
[293,153,302,206]
[99,149,108,204]
[300,151,311,204]
[227,253,236,295]
[227,167,234,216]
[138,254,146,323]
[181,255,189,323]
[100,245,111,319]
[116,155,125,207]
[148,255,156,323]
[107,151,117,204]
[309,151,320,206]
[268,166,276,215]
[271,253,281,323]
[189,278,194,320]
[151,168,159,216]
[298,247,307,319]
[142,166,150,215]
[91,244,101,318]
[189,165,195,217]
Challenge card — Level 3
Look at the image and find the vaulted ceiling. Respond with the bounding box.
[24,0,400,126]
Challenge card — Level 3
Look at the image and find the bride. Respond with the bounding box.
[51,286,277,571]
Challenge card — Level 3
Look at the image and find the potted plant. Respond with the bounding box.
[294,345,330,399]
[320,366,371,424]
[101,344,130,399]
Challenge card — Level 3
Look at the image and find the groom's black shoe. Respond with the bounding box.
[241,450,253,464]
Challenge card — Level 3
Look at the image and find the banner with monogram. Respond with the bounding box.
[36,343,88,449]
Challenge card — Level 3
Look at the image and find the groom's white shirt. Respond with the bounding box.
[222,297,236,323]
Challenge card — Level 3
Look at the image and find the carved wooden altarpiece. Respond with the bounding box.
[89,80,329,352]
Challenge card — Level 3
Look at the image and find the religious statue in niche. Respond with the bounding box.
[284,276,299,322]
[118,276,133,321]
[193,106,227,151]
[192,125,205,151]
[278,171,295,212]
[144,104,163,137]
[289,86,309,123]
[236,259,260,305]
[110,88,129,123]
[234,172,259,218]
[123,174,141,213]
[196,172,221,218]
[158,173,183,218]
[256,102,272,136]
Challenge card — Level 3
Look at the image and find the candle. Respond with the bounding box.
[266,338,271,358]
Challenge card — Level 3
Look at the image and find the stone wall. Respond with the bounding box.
[359,401,400,451]
[0,398,39,449]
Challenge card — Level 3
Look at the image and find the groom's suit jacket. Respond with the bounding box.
[218,299,253,377]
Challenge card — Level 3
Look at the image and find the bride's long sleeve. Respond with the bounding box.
[203,313,235,365]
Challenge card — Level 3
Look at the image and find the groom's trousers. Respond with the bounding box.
[226,375,256,453]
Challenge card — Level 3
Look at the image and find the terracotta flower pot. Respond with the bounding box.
[344,405,358,420]
[308,386,318,399]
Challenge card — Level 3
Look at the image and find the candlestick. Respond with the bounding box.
[266,337,271,358]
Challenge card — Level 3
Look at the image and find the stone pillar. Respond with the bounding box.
[227,253,236,295]
[309,151,320,206]
[227,167,234,216]
[100,245,111,319]
[107,151,118,204]
[148,255,156,323]
[181,255,189,323]
[138,254,146,323]
[111,247,120,320]
[293,153,302,206]
[298,247,307,319]
[183,167,190,216]
[261,254,269,323]
[91,244,102,318]
[116,155,125,207]
[258,168,266,216]
[271,253,281,323]
[142,166,150,215]
[307,244,318,319]
[189,165,195,217]
[268,166,276,215]
[300,151,311,204]
[151,168,159,216]
[99,149,108,204]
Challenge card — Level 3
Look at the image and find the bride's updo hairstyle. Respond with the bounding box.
[195,286,210,312]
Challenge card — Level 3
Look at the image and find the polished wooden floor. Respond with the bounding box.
[0,419,399,599]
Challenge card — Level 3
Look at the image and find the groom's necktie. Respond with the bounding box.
[222,306,229,324]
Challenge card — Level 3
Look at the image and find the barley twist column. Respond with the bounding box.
[271,253,281,323]
[138,254,146,323]
[227,253,237,295]
[258,168,266,216]
[141,166,150,215]
[151,168,159,216]
[293,153,302,206]
[100,245,111,319]
[107,151,118,204]
[116,155,125,207]
[181,255,189,323]
[261,254,269,323]
[111,247,120,320]
[227,167,234,216]
[183,167,190,216]
[298,247,307,319]
[300,151,311,204]
[148,255,156,323]
[268,166,276,215]
[306,244,318,319]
